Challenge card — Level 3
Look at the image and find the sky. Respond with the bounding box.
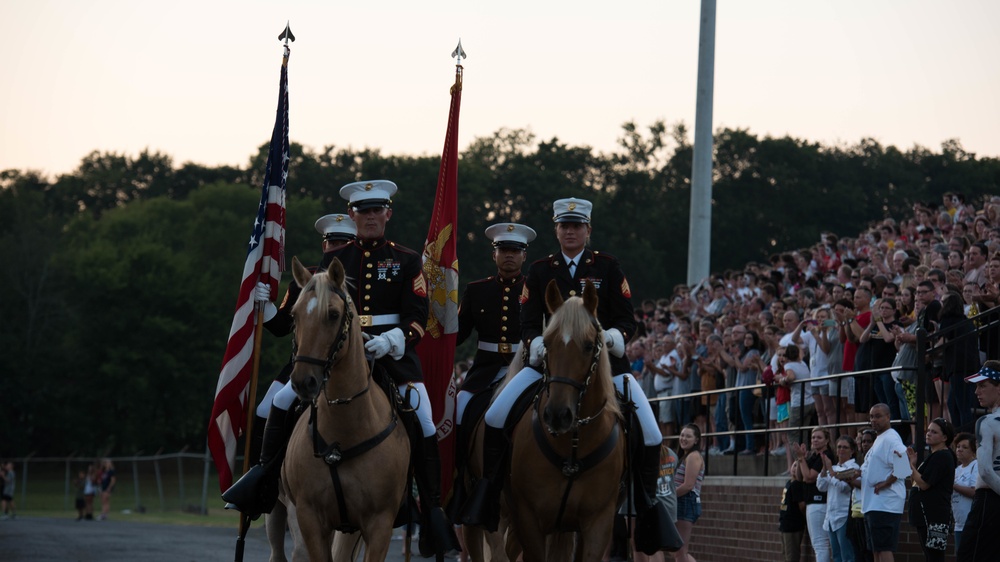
[2,0,999,178]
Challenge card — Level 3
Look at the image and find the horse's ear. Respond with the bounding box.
[545,279,564,314]
[583,280,599,316]
[292,256,313,288]
[327,258,346,287]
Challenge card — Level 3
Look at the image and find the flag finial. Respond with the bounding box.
[279,22,295,45]
[451,39,466,66]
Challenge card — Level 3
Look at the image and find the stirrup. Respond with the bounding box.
[220,464,277,520]
[460,478,500,532]
[419,505,461,557]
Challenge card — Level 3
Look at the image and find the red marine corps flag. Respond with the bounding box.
[416,41,465,500]
[208,36,291,493]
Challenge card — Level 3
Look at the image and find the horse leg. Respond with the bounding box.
[331,531,362,562]
[545,532,575,562]
[295,508,335,562]
[266,497,289,562]
[576,515,614,562]
[359,513,395,562]
[485,526,510,562]
[509,505,546,562]
[285,502,309,562]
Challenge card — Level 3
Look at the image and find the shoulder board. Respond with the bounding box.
[387,241,420,255]
[592,250,619,262]
[530,255,555,267]
[468,277,493,286]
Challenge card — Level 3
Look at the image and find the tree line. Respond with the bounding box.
[2,122,999,457]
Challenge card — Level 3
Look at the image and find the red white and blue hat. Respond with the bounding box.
[485,223,537,249]
[339,180,397,211]
[966,364,1000,383]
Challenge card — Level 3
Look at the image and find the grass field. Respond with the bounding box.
[8,454,258,528]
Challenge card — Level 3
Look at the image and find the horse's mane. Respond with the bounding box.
[542,297,620,417]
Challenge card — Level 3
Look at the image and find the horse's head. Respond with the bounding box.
[288,256,356,402]
[539,279,613,435]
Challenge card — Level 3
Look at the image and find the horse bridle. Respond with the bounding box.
[291,284,372,406]
[292,280,400,529]
[534,320,621,531]
[539,319,607,430]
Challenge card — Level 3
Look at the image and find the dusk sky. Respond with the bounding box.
[3,0,998,177]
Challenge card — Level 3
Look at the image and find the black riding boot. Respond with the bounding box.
[445,422,469,521]
[634,444,682,554]
[637,444,661,513]
[414,436,461,558]
[244,414,267,470]
[460,425,506,532]
[221,405,296,519]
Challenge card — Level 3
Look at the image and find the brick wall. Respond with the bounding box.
[688,476,937,562]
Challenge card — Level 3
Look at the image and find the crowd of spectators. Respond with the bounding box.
[626,192,1000,472]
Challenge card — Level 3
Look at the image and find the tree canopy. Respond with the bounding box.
[2,124,998,456]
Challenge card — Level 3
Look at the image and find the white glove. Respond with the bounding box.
[529,336,545,367]
[254,282,277,322]
[365,328,405,360]
[254,282,271,303]
[605,328,626,358]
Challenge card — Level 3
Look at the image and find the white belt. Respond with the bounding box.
[358,313,400,327]
[478,341,520,354]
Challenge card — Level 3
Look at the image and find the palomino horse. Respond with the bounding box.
[505,280,625,562]
[281,256,410,562]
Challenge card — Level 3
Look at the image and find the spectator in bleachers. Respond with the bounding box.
[860,299,903,429]
[797,427,836,562]
[964,242,989,287]
[896,286,916,325]
[736,330,765,455]
[847,287,875,415]
[950,432,977,554]
[779,345,813,473]
[803,307,840,428]
[761,325,783,455]
[906,417,956,561]
[937,292,981,432]
[818,435,861,562]
[702,334,729,454]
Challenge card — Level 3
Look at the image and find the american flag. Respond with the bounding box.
[208,50,289,492]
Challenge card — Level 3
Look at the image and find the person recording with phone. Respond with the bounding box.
[859,299,905,439]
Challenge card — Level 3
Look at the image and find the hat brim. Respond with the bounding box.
[323,233,356,241]
[965,373,995,383]
[554,214,590,223]
[350,199,391,211]
[493,241,528,250]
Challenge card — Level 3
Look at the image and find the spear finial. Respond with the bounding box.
[451,39,466,66]
[278,22,295,45]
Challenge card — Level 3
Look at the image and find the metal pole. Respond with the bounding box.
[686,0,717,285]
[915,329,927,463]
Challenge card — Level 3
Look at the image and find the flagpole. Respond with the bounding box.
[233,24,294,562]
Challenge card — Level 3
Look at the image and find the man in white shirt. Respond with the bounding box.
[860,403,911,562]
[653,337,683,440]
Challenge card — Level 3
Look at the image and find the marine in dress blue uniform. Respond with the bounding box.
[449,223,536,519]
[456,223,537,397]
[222,213,358,518]
[465,199,674,552]
[328,179,459,557]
